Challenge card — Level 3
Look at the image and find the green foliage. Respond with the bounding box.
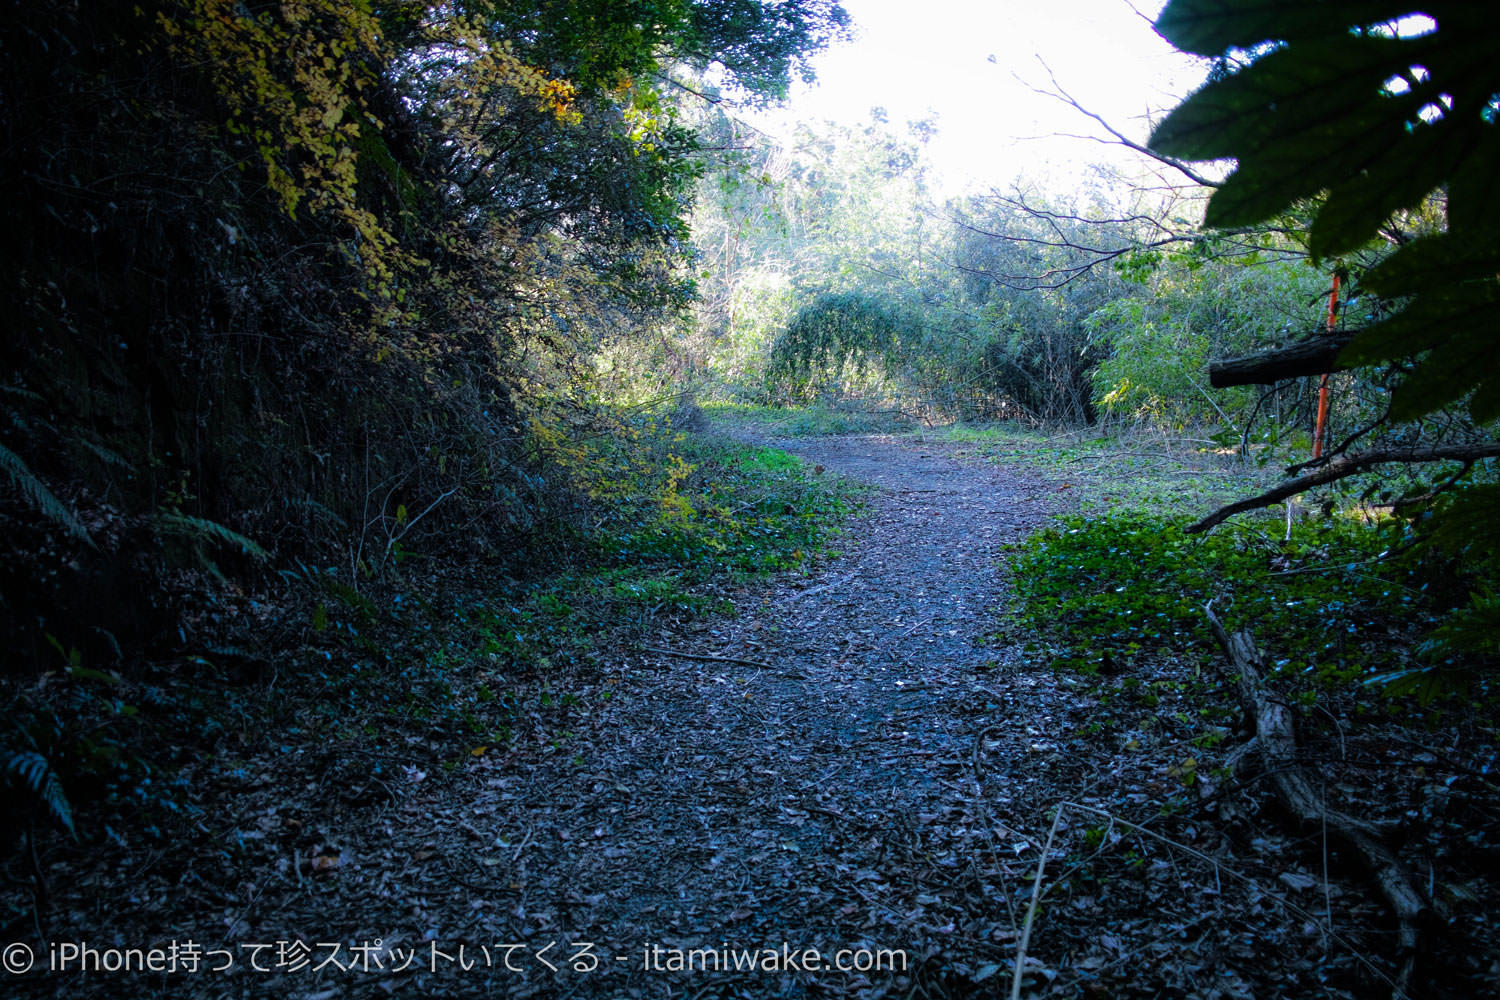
[0,665,172,851]
[691,113,1170,423]
[689,114,978,413]
[327,419,856,742]
[1151,0,1500,421]
[553,412,858,577]
[1087,254,1317,427]
[0,440,90,544]
[1150,0,1500,663]
[4,750,75,836]
[448,1,850,104]
[1010,514,1434,689]
[0,415,857,873]
[0,0,851,681]
[153,513,270,562]
[0,2,859,906]
[949,188,1133,422]
[765,292,911,402]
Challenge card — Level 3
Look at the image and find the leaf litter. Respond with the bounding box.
[9,429,1498,999]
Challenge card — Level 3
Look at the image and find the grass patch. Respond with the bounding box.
[917,421,1276,518]
[561,413,860,580]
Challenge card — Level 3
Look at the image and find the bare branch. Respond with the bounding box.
[658,71,726,105]
[1186,442,1500,533]
[1024,58,1224,189]
[1285,412,1393,475]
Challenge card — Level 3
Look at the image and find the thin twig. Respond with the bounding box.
[1010,800,1404,999]
[642,646,773,669]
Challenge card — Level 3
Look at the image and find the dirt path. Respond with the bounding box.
[19,431,1493,1000]
[416,431,1086,998]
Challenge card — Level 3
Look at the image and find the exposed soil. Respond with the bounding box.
[389,431,1085,998]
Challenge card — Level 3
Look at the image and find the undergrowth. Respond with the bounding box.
[570,415,858,576]
[983,421,1496,717]
[291,414,860,752]
[1009,515,1440,696]
[993,438,1500,998]
[0,414,858,899]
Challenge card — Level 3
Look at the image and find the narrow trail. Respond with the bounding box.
[423,431,1090,998]
[24,427,1483,1000]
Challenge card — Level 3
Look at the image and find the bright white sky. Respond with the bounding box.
[745,0,1209,195]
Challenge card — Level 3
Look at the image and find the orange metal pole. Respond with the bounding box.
[1312,272,1340,459]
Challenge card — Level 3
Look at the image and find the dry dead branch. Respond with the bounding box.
[1208,332,1358,387]
[1186,442,1500,533]
[1205,604,1427,995]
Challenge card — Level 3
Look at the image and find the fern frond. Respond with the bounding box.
[153,512,269,561]
[0,442,91,542]
[5,750,75,835]
[285,496,348,527]
[74,438,132,468]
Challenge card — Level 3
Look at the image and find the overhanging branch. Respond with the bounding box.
[1187,442,1500,533]
[1027,58,1223,190]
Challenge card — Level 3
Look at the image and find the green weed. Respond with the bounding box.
[1010,513,1440,696]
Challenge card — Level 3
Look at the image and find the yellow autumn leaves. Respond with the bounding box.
[155,1,581,320]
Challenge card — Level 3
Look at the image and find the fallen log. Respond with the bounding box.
[1205,605,1426,996]
[1207,332,1356,387]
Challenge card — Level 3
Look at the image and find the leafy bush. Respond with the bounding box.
[764,291,915,403]
[1087,254,1317,427]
